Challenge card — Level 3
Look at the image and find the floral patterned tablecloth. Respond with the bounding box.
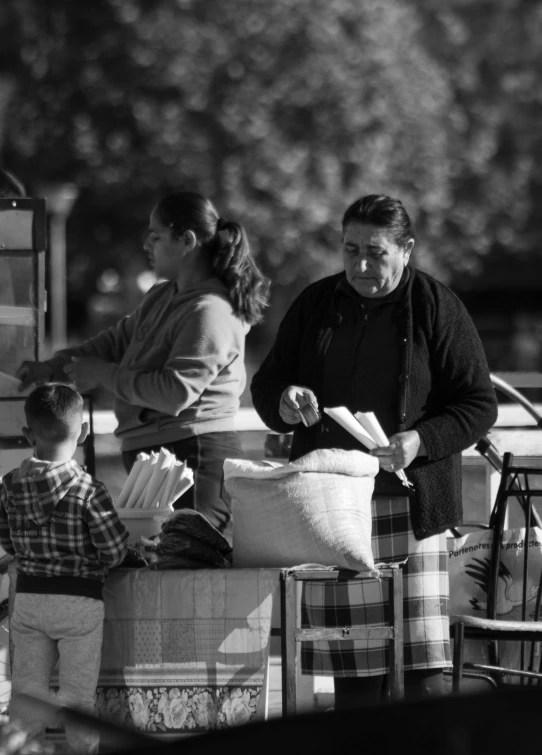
[93,568,279,737]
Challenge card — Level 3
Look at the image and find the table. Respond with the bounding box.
[6,562,405,738]
[96,568,279,736]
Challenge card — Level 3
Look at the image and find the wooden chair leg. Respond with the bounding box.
[281,572,297,717]
[388,566,404,700]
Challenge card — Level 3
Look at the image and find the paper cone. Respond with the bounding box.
[156,462,194,509]
[141,448,175,509]
[127,451,159,509]
[155,460,185,509]
[152,474,172,510]
[354,411,413,489]
[355,411,388,447]
[116,453,149,508]
[324,406,377,450]
[170,466,194,506]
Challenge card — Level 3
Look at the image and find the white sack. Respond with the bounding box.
[224,448,377,571]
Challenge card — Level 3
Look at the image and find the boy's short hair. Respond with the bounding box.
[24,383,84,442]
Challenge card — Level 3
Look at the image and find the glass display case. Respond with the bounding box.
[0,197,47,472]
[0,197,46,387]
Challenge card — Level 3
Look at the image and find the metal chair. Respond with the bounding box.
[490,373,542,429]
[451,452,542,691]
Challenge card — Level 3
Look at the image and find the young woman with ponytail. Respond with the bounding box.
[18,192,270,544]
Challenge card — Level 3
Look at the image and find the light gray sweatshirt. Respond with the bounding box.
[48,279,249,451]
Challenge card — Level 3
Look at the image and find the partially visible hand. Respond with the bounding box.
[16,361,53,392]
[370,430,422,473]
[279,385,318,426]
[62,357,108,392]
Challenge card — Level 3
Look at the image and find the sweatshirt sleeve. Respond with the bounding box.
[251,293,307,433]
[98,299,244,416]
[86,483,129,568]
[47,311,138,379]
[413,295,498,462]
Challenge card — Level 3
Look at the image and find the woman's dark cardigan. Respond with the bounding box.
[251,267,498,539]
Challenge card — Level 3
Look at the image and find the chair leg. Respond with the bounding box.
[388,566,404,700]
[452,622,465,694]
[281,572,297,716]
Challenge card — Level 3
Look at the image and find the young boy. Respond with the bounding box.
[0,383,128,754]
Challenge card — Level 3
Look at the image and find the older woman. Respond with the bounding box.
[18,191,270,545]
[251,194,497,707]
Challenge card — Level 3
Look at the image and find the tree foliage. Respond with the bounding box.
[416,0,542,281]
[0,0,540,347]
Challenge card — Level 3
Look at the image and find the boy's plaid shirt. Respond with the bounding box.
[0,459,128,581]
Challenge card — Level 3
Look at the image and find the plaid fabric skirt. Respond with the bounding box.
[301,496,451,677]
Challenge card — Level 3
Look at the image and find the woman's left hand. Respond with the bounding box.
[62,357,107,392]
[370,430,424,473]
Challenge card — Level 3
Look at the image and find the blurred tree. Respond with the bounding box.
[416,0,542,282]
[0,0,540,364]
[0,0,456,342]
[0,0,162,334]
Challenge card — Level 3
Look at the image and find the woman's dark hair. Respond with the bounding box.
[0,169,26,198]
[155,191,270,325]
[342,194,415,248]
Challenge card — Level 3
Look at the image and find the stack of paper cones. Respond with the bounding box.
[115,447,194,510]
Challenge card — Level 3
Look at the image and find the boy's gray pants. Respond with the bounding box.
[10,592,104,755]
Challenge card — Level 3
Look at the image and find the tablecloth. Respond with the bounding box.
[94,568,279,736]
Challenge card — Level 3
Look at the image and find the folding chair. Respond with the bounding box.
[451,452,542,691]
[280,564,405,715]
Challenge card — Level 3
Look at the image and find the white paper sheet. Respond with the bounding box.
[323,406,378,450]
[325,406,413,489]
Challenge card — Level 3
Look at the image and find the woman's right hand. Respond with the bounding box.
[279,385,319,425]
[16,361,53,392]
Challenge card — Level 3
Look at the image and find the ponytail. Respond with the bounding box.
[155,192,270,325]
[211,218,270,326]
